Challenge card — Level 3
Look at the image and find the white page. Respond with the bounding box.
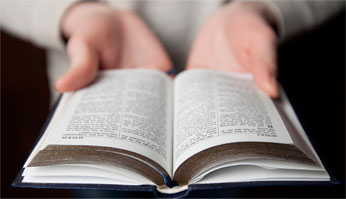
[31,69,173,176]
[173,69,293,172]
[23,164,153,185]
[23,176,142,185]
[24,93,71,167]
[190,159,325,184]
[196,165,329,184]
[274,88,325,167]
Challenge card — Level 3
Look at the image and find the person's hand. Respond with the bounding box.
[187,2,279,98]
[55,2,172,92]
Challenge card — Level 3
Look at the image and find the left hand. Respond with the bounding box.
[187,2,279,98]
[55,2,172,92]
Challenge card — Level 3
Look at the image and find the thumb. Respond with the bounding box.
[252,36,279,98]
[55,37,98,92]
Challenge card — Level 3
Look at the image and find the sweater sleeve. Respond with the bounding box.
[1,0,136,51]
[1,0,79,51]
[264,0,345,41]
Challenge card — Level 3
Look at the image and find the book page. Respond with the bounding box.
[273,88,323,165]
[40,69,173,175]
[173,69,293,172]
[23,164,154,185]
[195,165,329,184]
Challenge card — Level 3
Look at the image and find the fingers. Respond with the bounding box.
[251,33,279,98]
[253,62,279,98]
[55,37,98,92]
[116,10,172,72]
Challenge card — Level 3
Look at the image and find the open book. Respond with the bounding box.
[17,69,330,195]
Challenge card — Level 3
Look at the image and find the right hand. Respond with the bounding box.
[55,2,172,92]
[187,2,279,98]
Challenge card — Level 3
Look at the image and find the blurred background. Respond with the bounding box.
[1,10,345,198]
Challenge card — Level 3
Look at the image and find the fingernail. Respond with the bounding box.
[267,76,279,98]
[54,78,63,92]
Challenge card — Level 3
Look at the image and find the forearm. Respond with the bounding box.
[1,0,77,51]
[265,0,345,41]
[1,0,135,51]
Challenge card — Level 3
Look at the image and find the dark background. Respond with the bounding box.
[1,11,345,198]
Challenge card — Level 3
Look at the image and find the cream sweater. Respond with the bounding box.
[1,0,344,102]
